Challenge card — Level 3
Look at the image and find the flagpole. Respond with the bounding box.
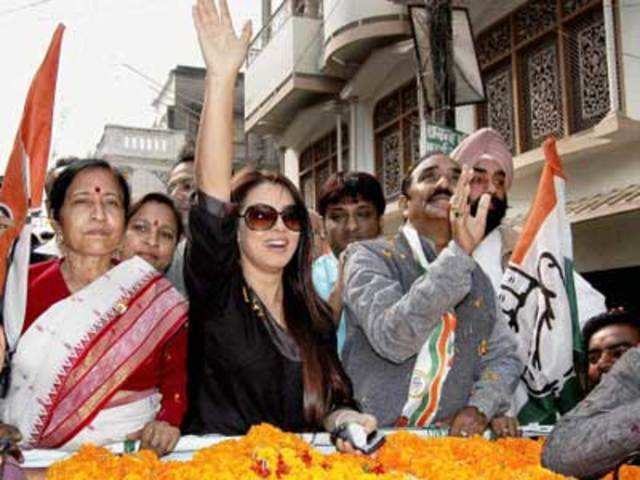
[0,24,65,353]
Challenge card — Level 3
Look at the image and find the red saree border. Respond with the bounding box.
[45,279,175,431]
[42,301,187,448]
[55,279,172,401]
[45,284,183,435]
[28,273,187,448]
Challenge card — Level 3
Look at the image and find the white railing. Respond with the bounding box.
[247,1,322,67]
[245,11,324,118]
[323,0,406,45]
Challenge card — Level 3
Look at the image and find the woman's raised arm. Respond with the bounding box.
[192,0,252,201]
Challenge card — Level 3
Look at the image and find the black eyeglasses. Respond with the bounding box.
[239,203,305,232]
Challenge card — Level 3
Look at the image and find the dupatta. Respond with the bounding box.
[1,256,188,448]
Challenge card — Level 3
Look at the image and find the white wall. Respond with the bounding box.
[455,105,477,134]
[355,58,416,173]
[350,102,375,174]
[283,147,300,187]
[128,169,167,200]
[573,210,640,272]
[323,0,405,42]
[619,0,640,119]
[509,147,640,220]
[245,16,323,117]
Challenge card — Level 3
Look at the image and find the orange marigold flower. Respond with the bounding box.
[45,424,570,480]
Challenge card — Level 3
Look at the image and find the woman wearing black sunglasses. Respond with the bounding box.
[183,0,376,451]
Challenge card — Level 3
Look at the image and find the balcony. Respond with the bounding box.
[244,2,343,135]
[323,0,410,68]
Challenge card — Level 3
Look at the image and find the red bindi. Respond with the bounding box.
[94,186,101,193]
[153,220,159,227]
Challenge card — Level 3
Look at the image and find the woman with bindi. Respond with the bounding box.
[0,160,188,457]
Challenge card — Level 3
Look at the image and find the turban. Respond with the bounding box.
[451,127,514,190]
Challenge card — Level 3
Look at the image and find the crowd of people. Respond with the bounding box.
[0,0,637,477]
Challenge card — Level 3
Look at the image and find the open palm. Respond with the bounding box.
[449,168,489,255]
[192,0,252,78]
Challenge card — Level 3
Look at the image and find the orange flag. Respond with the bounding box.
[499,138,583,425]
[0,24,64,289]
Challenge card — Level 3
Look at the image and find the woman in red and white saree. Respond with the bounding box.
[0,160,188,456]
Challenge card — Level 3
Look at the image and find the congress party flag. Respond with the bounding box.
[499,137,584,425]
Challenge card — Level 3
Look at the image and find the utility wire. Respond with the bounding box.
[0,0,52,17]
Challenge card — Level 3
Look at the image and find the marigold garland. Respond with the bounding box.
[604,466,640,480]
[46,424,571,480]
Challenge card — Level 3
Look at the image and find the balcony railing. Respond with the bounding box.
[247,1,323,67]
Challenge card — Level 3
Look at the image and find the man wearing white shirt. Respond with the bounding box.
[451,128,606,327]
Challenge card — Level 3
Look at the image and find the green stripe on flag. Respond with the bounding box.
[565,257,588,403]
[408,322,444,425]
[517,374,583,425]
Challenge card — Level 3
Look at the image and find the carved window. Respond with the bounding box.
[478,62,516,152]
[374,80,420,199]
[476,20,511,69]
[562,0,594,16]
[476,0,616,154]
[521,40,565,149]
[299,128,349,210]
[513,0,556,45]
[567,8,611,131]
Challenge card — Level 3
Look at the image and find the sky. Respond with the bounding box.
[0,0,263,171]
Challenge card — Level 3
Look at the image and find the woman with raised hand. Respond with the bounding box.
[0,160,188,457]
[184,0,376,450]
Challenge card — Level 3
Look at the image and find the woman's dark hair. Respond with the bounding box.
[49,159,130,222]
[317,171,386,218]
[231,168,355,426]
[127,192,184,243]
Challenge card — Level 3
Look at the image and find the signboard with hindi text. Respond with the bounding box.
[425,124,466,154]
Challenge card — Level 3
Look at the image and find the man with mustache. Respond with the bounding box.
[341,152,522,437]
[451,127,605,322]
[450,128,518,294]
[451,128,606,434]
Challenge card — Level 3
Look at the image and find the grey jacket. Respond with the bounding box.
[341,231,522,427]
[542,347,640,478]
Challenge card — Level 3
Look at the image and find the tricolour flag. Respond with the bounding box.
[0,25,65,351]
[499,137,585,425]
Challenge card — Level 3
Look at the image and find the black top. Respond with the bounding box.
[182,192,347,435]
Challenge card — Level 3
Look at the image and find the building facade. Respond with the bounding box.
[95,125,187,198]
[153,65,282,171]
[244,0,640,311]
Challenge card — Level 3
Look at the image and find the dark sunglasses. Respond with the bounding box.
[239,203,305,232]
